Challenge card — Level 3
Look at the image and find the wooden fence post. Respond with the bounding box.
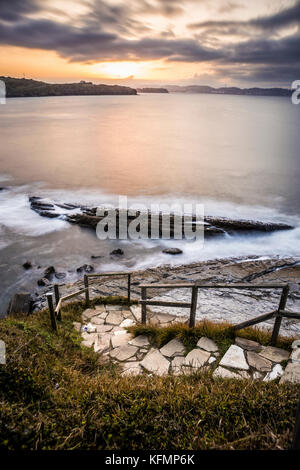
[141,287,147,325]
[54,284,61,321]
[84,275,89,307]
[189,285,198,328]
[46,293,57,331]
[127,273,131,304]
[271,285,290,346]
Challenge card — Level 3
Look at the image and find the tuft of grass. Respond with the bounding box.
[128,319,294,355]
[0,302,298,450]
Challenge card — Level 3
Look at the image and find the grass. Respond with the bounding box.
[128,319,295,357]
[0,299,299,450]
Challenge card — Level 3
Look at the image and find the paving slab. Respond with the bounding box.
[197,337,218,352]
[110,345,138,362]
[90,317,105,325]
[81,309,98,321]
[105,311,124,325]
[140,349,170,376]
[130,305,142,322]
[94,334,111,354]
[259,346,289,363]
[247,351,272,372]
[128,335,150,348]
[235,337,262,352]
[111,333,132,348]
[280,362,300,384]
[219,345,249,370]
[171,356,186,375]
[263,364,284,381]
[290,348,300,363]
[213,367,242,379]
[184,349,210,369]
[120,318,135,328]
[160,339,186,358]
[95,324,113,333]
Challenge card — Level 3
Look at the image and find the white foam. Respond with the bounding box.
[0,186,68,236]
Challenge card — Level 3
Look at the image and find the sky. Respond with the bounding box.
[0,0,299,87]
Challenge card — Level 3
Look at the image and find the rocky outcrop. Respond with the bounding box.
[28,196,293,239]
[7,292,32,316]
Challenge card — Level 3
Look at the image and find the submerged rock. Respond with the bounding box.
[76,264,94,273]
[110,249,124,256]
[162,248,183,255]
[44,266,55,279]
[22,261,32,270]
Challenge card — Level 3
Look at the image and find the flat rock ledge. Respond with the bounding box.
[75,303,300,382]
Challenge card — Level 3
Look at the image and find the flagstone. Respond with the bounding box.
[111,333,132,348]
[197,337,218,352]
[263,364,284,381]
[129,335,150,348]
[219,345,249,370]
[184,349,210,369]
[213,367,241,379]
[259,346,289,363]
[280,362,300,384]
[290,348,300,363]
[140,349,170,376]
[247,351,272,372]
[235,337,262,352]
[106,311,124,325]
[110,345,138,362]
[160,339,186,358]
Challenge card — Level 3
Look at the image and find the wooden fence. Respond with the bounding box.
[139,281,300,346]
[46,271,131,332]
[46,272,300,346]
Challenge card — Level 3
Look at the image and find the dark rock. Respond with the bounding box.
[37,278,50,287]
[40,211,59,218]
[76,264,94,273]
[66,213,100,228]
[7,292,31,315]
[162,248,183,255]
[55,203,79,210]
[91,255,103,259]
[110,249,124,256]
[23,261,32,270]
[44,266,55,279]
[29,196,42,203]
[55,272,66,280]
[0,187,8,191]
[204,216,293,232]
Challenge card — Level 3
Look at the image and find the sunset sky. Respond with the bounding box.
[0,0,300,87]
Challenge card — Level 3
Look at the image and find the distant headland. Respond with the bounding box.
[166,84,291,97]
[0,76,137,97]
[0,76,292,98]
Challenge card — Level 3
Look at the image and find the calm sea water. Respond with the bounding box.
[0,93,299,313]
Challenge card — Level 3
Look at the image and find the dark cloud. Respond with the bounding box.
[0,0,299,86]
[0,0,38,22]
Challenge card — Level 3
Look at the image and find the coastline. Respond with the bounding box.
[26,254,300,336]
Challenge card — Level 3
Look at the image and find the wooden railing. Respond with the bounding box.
[139,282,298,346]
[46,271,131,331]
[45,271,300,346]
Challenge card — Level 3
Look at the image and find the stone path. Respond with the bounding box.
[74,304,300,383]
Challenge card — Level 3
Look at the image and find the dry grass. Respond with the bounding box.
[0,300,298,450]
[128,319,294,356]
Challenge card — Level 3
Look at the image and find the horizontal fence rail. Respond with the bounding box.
[138,282,294,345]
[45,270,299,346]
[46,271,132,331]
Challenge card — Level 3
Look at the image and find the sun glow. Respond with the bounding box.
[91,61,145,78]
